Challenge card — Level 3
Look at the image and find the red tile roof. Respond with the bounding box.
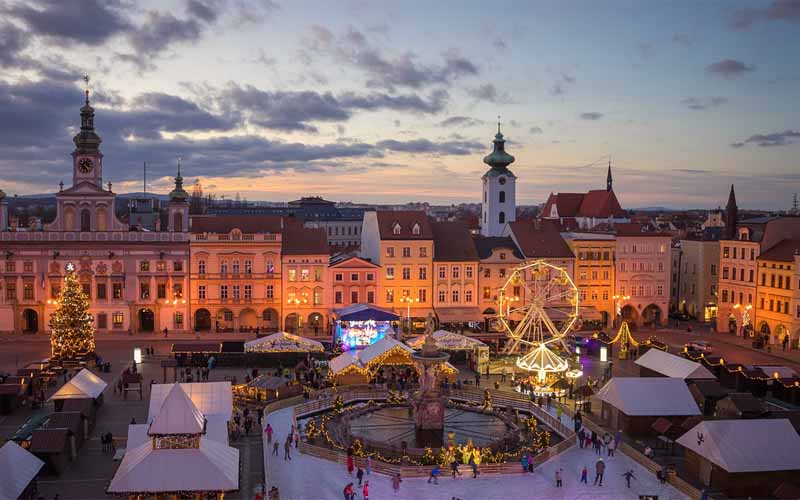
[190,215,283,234]
[543,193,584,218]
[758,239,800,262]
[375,211,433,240]
[615,223,671,237]
[281,221,329,255]
[30,428,70,453]
[508,220,574,259]
[543,190,625,219]
[431,221,479,262]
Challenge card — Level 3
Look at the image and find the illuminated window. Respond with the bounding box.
[112,312,124,328]
[140,261,150,272]
[288,269,296,281]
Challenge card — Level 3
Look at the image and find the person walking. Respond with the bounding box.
[272,440,279,456]
[342,482,354,500]
[556,406,563,422]
[283,437,292,461]
[362,481,369,500]
[356,467,364,486]
[346,453,354,475]
[607,439,616,457]
[578,428,586,448]
[614,429,622,449]
[622,469,636,488]
[428,465,440,484]
[366,455,372,475]
[594,458,605,486]
[450,459,461,478]
[294,430,299,448]
[266,423,273,443]
[392,473,402,494]
[469,456,479,478]
[580,465,588,484]
[555,468,563,488]
[521,453,529,473]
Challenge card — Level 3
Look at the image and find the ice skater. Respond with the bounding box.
[284,437,292,460]
[555,468,563,487]
[622,469,637,488]
[594,458,605,486]
[580,465,588,484]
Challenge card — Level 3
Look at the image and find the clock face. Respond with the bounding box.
[498,177,506,185]
[78,158,94,173]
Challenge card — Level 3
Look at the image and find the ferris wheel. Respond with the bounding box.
[497,259,580,354]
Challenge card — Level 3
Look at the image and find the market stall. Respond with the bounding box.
[48,368,107,412]
[407,330,489,372]
[332,304,400,350]
[0,441,44,499]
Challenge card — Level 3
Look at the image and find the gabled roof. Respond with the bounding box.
[330,256,379,268]
[358,337,415,366]
[719,392,766,414]
[30,428,71,453]
[46,412,84,436]
[578,190,626,217]
[431,221,479,261]
[472,236,524,260]
[332,303,399,321]
[148,384,206,436]
[677,419,800,473]
[406,330,486,350]
[149,382,232,423]
[329,352,360,374]
[543,193,584,218]
[281,221,328,255]
[375,210,433,240]
[0,441,44,500]
[596,377,701,416]
[189,215,283,234]
[49,369,107,401]
[758,239,800,262]
[244,331,324,353]
[508,220,574,259]
[635,349,715,380]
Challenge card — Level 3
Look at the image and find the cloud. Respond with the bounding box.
[637,42,654,59]
[550,73,575,96]
[579,112,604,121]
[706,59,754,77]
[439,116,483,127]
[492,37,507,50]
[375,138,483,155]
[0,22,32,68]
[681,96,728,110]
[529,126,543,134]
[303,25,479,90]
[731,130,800,147]
[731,0,800,29]
[7,0,130,46]
[672,33,692,45]
[466,83,513,103]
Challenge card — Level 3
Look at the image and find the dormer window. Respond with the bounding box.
[393,223,401,235]
[231,229,242,240]
[412,223,420,235]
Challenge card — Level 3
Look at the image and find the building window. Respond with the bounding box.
[266,284,274,299]
[335,273,344,282]
[351,291,358,303]
[140,283,150,299]
[465,289,473,302]
[393,223,401,235]
[603,270,610,280]
[386,289,394,303]
[5,261,14,272]
[723,246,730,258]
[418,289,426,302]
[23,261,33,273]
[244,260,252,274]
[386,247,395,258]
[466,266,473,278]
[220,261,228,275]
[366,273,375,281]
[157,261,167,272]
[484,268,491,278]
[438,289,446,303]
[113,283,123,299]
[367,291,375,303]
[175,312,184,327]
[335,291,343,304]
[198,260,206,274]
[174,260,183,272]
[498,212,505,224]
[483,286,491,299]
[266,260,275,274]
[412,223,420,235]
[499,191,505,203]
[220,285,228,300]
[602,290,609,300]
[112,312,124,328]
[97,283,107,299]
[386,267,395,280]
[452,289,460,302]
[23,283,34,300]
[402,247,411,257]
[351,273,358,281]
[97,313,108,329]
[452,266,460,279]
[232,285,240,300]
[657,285,663,296]
[5,282,15,301]
[51,285,61,299]
[499,268,506,278]
[198,285,206,299]
[723,267,729,280]
[140,261,150,272]
[232,261,240,274]
[402,267,411,280]
[418,267,427,280]
[156,283,166,299]
[79,283,90,298]
[438,266,446,279]
[244,285,252,299]
[419,247,427,258]
[315,268,323,281]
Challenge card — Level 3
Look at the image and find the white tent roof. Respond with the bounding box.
[635,349,715,380]
[126,424,150,450]
[329,352,361,374]
[406,330,486,350]
[107,437,239,494]
[359,336,414,366]
[596,377,701,416]
[49,368,107,401]
[148,384,206,435]
[0,441,44,500]
[677,419,800,473]
[149,382,232,423]
[244,331,324,352]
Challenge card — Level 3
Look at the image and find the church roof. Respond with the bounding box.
[431,221,479,261]
[543,190,625,219]
[375,210,433,240]
[508,220,574,259]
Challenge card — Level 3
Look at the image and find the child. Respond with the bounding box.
[428,465,440,484]
[580,465,588,484]
[362,481,369,500]
[555,468,563,487]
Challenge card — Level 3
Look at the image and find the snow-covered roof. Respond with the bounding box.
[49,368,107,401]
[148,384,205,435]
[0,441,44,500]
[596,377,701,416]
[107,436,239,494]
[358,336,413,366]
[329,352,361,374]
[244,331,324,352]
[677,419,800,473]
[149,382,231,423]
[406,330,486,350]
[635,349,715,380]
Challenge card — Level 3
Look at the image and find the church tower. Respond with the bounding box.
[725,184,738,240]
[481,124,516,237]
[607,159,613,191]
[71,77,103,188]
[168,160,189,233]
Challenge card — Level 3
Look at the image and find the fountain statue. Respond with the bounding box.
[411,313,450,446]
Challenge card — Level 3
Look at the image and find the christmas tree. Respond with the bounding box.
[50,263,95,358]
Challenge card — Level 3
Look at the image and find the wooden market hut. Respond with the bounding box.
[714,392,767,419]
[29,428,76,475]
[0,441,45,499]
[634,349,715,380]
[233,375,302,402]
[49,368,107,412]
[45,411,88,450]
[596,377,701,435]
[677,419,800,498]
[688,379,730,416]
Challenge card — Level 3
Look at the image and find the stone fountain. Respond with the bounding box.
[410,314,450,446]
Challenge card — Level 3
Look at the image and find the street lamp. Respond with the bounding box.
[499,295,520,316]
[612,294,631,328]
[399,295,418,334]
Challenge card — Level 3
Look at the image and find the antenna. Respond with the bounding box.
[143,161,147,195]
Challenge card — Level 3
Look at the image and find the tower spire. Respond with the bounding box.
[83,75,90,106]
[725,184,738,240]
[607,157,613,191]
[169,157,188,202]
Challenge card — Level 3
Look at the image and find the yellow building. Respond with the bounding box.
[281,222,330,339]
[563,233,616,328]
[431,221,482,330]
[360,211,434,333]
[755,239,800,348]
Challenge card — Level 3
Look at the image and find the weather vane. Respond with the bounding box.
[83,74,90,104]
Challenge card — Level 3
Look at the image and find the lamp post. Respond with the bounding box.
[612,294,630,329]
[399,296,418,335]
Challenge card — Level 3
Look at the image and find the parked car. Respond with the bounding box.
[684,340,713,354]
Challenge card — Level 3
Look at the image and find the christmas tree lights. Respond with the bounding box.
[50,263,95,359]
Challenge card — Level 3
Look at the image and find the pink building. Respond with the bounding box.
[614,224,671,326]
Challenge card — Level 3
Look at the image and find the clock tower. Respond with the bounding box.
[480,123,517,237]
[71,80,103,188]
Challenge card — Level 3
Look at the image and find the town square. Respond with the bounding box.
[1,1,799,499]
